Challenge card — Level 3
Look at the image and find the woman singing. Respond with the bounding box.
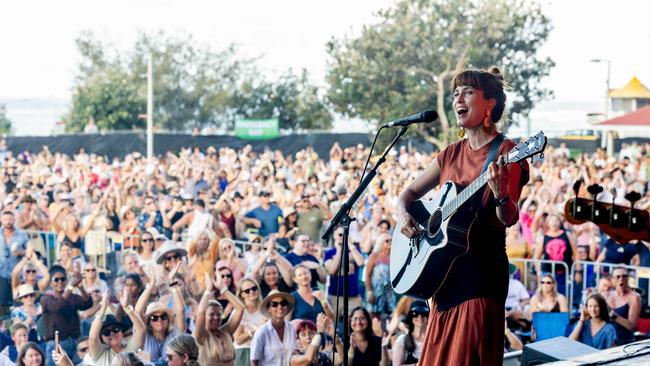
[397,67,528,365]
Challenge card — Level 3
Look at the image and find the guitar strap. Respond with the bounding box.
[474,133,505,206]
[480,133,505,174]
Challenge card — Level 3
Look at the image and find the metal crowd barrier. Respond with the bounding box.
[569,260,650,311]
[509,258,571,299]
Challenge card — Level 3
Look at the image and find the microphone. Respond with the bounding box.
[383,110,438,128]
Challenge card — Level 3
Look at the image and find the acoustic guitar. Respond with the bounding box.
[389,132,547,299]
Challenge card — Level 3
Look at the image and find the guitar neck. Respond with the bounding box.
[442,171,490,219]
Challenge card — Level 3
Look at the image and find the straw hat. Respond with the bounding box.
[144,302,175,322]
[261,290,295,317]
[15,284,39,299]
[155,241,187,264]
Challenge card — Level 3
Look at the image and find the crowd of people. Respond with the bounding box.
[0,138,649,366]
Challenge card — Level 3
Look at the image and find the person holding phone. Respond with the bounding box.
[41,265,92,366]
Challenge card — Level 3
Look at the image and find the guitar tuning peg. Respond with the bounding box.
[587,184,604,199]
[572,179,583,196]
[625,191,641,208]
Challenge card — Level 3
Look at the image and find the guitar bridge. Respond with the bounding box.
[410,236,421,256]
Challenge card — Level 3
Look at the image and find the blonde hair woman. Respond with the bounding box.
[193,272,245,366]
[233,278,266,366]
[166,334,201,366]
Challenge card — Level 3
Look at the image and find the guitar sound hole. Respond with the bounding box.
[426,210,442,237]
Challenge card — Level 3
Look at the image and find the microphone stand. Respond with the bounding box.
[322,126,408,366]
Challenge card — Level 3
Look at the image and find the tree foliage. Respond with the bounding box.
[0,104,12,135]
[65,31,331,132]
[326,0,554,149]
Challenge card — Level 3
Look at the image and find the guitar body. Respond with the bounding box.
[390,181,478,299]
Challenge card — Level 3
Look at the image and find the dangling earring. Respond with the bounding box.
[483,113,491,129]
[457,127,465,138]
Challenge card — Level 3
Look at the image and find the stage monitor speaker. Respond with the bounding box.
[521,337,597,365]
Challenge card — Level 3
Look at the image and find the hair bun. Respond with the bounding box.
[489,66,504,81]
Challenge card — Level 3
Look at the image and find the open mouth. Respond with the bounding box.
[456,107,468,116]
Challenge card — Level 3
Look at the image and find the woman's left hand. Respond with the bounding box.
[487,155,510,200]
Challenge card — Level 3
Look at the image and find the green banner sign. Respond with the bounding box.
[235,118,279,140]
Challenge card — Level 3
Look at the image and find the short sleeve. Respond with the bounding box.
[250,327,264,361]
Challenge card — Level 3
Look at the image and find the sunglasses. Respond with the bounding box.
[53,277,67,283]
[85,268,96,272]
[269,300,289,308]
[336,233,344,237]
[142,238,154,243]
[149,313,169,322]
[164,254,180,261]
[221,274,233,279]
[411,312,427,318]
[22,293,36,299]
[615,275,629,279]
[25,269,37,274]
[541,281,554,284]
[101,327,121,337]
[242,286,258,294]
[166,354,177,361]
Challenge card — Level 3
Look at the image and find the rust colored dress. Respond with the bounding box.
[418,136,529,366]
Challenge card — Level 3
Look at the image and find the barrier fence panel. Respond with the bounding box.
[24,230,58,266]
[509,258,571,300]
[570,261,650,312]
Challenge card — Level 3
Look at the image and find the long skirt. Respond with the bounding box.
[418,297,505,366]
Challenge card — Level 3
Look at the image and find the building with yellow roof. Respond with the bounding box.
[609,76,650,113]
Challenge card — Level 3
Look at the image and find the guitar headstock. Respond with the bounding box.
[506,131,547,165]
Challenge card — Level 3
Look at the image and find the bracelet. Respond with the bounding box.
[220,286,229,295]
[124,305,134,314]
[145,284,153,290]
[246,329,253,338]
[169,281,179,287]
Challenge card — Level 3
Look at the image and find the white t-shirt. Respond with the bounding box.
[506,278,530,310]
[234,308,266,349]
[250,320,297,366]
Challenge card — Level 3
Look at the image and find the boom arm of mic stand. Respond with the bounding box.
[322,125,408,240]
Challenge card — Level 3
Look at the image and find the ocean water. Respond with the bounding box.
[0,97,610,138]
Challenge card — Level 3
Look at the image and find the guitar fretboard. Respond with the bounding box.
[441,171,490,220]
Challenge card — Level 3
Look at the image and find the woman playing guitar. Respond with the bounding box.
[396,67,529,365]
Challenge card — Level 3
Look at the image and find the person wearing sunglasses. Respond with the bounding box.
[135,262,187,364]
[529,274,568,314]
[41,265,92,366]
[11,247,50,296]
[165,334,200,366]
[193,272,245,366]
[250,290,297,366]
[137,232,156,267]
[81,263,107,294]
[392,300,429,366]
[606,267,641,345]
[87,289,143,366]
[11,284,42,334]
[233,278,266,366]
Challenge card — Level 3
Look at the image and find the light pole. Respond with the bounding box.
[590,58,612,155]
